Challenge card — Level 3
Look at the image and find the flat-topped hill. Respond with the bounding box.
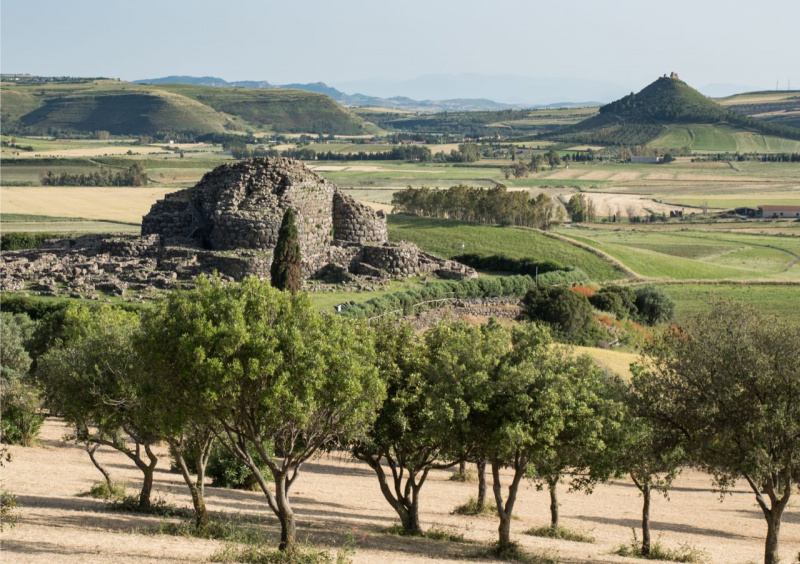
[0,79,378,136]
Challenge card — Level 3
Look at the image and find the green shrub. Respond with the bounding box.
[1,312,44,446]
[535,268,589,287]
[590,284,637,319]
[342,275,536,319]
[522,286,595,343]
[206,443,272,491]
[0,491,19,531]
[451,496,497,516]
[83,481,126,500]
[452,254,566,277]
[525,525,594,543]
[0,232,60,251]
[212,542,333,563]
[634,285,676,325]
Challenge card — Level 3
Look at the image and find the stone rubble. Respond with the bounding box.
[2,158,474,301]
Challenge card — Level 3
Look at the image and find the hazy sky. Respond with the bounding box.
[2,0,797,94]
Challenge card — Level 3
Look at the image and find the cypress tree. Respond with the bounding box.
[270,208,302,294]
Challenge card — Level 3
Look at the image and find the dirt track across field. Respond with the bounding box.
[2,419,798,563]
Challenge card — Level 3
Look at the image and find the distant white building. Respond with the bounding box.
[630,156,663,164]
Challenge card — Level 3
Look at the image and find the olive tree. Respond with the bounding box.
[353,319,507,534]
[606,377,685,557]
[472,322,579,551]
[1,313,44,446]
[152,276,384,552]
[138,301,219,528]
[527,352,622,531]
[38,306,161,511]
[632,300,800,564]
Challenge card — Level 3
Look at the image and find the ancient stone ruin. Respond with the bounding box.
[1,158,473,301]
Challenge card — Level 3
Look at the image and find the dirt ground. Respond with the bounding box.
[2,419,798,563]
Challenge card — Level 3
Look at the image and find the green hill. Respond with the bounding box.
[556,76,800,149]
[0,79,378,136]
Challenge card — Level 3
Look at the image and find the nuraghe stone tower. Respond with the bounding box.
[141,157,471,279]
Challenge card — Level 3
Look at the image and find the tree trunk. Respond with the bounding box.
[476,459,487,512]
[744,472,791,564]
[764,511,781,564]
[458,459,466,476]
[139,466,154,511]
[641,484,651,556]
[134,443,159,512]
[275,473,297,552]
[170,438,211,528]
[358,454,424,535]
[549,480,559,529]
[491,457,525,551]
[86,444,112,489]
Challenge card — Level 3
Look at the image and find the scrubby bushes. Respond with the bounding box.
[340,275,537,319]
[341,271,590,320]
[1,313,44,446]
[451,254,566,277]
[634,285,675,325]
[0,232,61,251]
[589,284,674,326]
[521,286,600,344]
[589,285,638,320]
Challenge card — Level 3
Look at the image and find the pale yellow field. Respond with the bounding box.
[572,345,640,379]
[8,146,169,158]
[1,187,181,223]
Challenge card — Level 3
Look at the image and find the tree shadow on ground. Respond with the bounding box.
[571,514,749,540]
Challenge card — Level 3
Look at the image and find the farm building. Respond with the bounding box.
[732,207,758,218]
[757,205,800,218]
[630,156,664,164]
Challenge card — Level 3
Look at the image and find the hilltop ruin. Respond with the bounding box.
[1,158,473,301]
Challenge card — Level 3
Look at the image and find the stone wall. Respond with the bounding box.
[333,191,388,244]
[141,190,194,239]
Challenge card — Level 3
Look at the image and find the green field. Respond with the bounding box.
[650,124,800,153]
[1,213,139,234]
[387,215,626,281]
[660,283,800,324]
[560,227,800,280]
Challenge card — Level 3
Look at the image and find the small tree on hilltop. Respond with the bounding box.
[270,208,302,294]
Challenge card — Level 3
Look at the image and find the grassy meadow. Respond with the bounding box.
[2,133,799,326]
[387,215,626,281]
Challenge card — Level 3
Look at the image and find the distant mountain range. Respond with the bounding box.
[133,75,605,112]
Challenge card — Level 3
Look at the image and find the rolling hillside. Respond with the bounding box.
[717,90,800,129]
[555,76,800,150]
[0,79,378,136]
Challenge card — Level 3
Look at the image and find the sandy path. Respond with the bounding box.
[1,187,181,224]
[2,419,797,563]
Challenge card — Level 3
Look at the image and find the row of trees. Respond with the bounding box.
[391,185,564,229]
[39,163,148,187]
[283,145,433,162]
[2,283,796,562]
